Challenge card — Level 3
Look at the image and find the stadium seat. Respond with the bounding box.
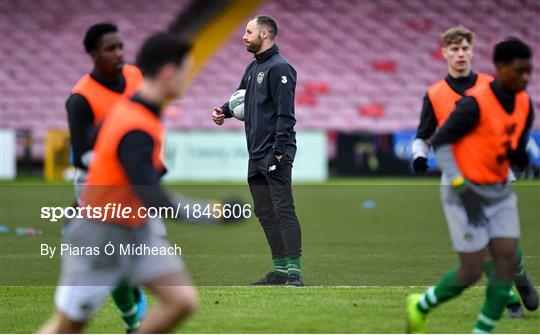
[1,0,539,158]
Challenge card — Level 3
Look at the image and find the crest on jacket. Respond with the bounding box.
[257,72,264,84]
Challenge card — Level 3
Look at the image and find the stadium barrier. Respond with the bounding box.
[0,129,16,179]
[163,130,328,181]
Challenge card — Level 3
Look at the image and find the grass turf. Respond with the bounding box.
[0,178,539,332]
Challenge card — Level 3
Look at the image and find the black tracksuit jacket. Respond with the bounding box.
[221,44,297,160]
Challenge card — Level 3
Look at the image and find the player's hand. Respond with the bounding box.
[412,156,428,175]
[212,107,225,126]
[452,177,487,227]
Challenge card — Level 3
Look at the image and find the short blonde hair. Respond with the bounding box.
[442,26,475,47]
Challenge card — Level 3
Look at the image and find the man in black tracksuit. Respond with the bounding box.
[212,15,303,286]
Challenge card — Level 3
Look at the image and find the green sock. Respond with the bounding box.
[515,245,524,276]
[417,269,466,313]
[287,257,301,277]
[473,275,512,333]
[273,256,288,278]
[484,260,520,306]
[111,284,139,330]
[508,288,520,305]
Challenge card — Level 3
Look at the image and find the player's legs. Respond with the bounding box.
[407,249,487,334]
[138,270,198,333]
[473,238,518,333]
[248,159,288,284]
[126,223,197,332]
[483,251,524,318]
[38,284,113,333]
[111,284,146,332]
[72,169,146,330]
[407,188,489,333]
[421,249,486,311]
[472,194,521,332]
[514,245,539,311]
[37,310,85,334]
[264,154,302,284]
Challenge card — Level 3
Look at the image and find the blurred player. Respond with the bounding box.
[39,32,198,333]
[66,22,146,332]
[411,26,538,318]
[212,16,303,286]
[407,38,535,333]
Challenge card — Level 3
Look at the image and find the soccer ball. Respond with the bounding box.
[228,89,246,121]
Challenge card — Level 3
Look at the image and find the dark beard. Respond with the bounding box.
[246,40,262,53]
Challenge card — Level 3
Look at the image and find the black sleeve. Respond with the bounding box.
[220,101,233,118]
[269,63,297,154]
[117,130,173,208]
[415,93,438,140]
[432,96,480,148]
[516,99,535,152]
[66,94,94,169]
[221,63,251,118]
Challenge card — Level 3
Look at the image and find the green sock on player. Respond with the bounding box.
[473,275,512,333]
[273,256,288,278]
[416,269,466,313]
[483,259,520,306]
[287,257,301,277]
[111,284,140,331]
[515,245,525,276]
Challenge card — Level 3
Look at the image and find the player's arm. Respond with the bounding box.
[412,93,437,175]
[215,63,252,121]
[269,63,297,156]
[507,99,535,170]
[431,96,480,183]
[432,97,486,226]
[117,130,174,209]
[66,94,95,170]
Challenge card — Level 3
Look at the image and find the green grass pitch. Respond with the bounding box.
[0,178,539,333]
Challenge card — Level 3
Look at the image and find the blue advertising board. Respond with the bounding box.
[393,131,540,170]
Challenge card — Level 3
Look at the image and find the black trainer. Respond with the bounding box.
[285,275,304,287]
[515,272,539,311]
[506,301,524,318]
[250,271,287,285]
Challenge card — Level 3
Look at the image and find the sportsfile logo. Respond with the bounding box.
[40,202,252,222]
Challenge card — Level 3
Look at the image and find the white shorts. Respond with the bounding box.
[441,188,520,253]
[55,219,183,321]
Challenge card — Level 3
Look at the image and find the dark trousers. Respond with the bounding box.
[248,151,302,259]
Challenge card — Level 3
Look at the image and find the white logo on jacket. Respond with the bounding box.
[257,72,264,84]
[281,76,287,84]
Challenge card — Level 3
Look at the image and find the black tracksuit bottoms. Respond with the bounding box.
[247,150,302,259]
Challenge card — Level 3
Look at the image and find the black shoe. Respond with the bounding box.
[507,302,524,318]
[285,275,304,287]
[250,271,287,285]
[515,271,539,311]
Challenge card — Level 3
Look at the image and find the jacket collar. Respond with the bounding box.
[255,44,279,64]
[445,71,476,85]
